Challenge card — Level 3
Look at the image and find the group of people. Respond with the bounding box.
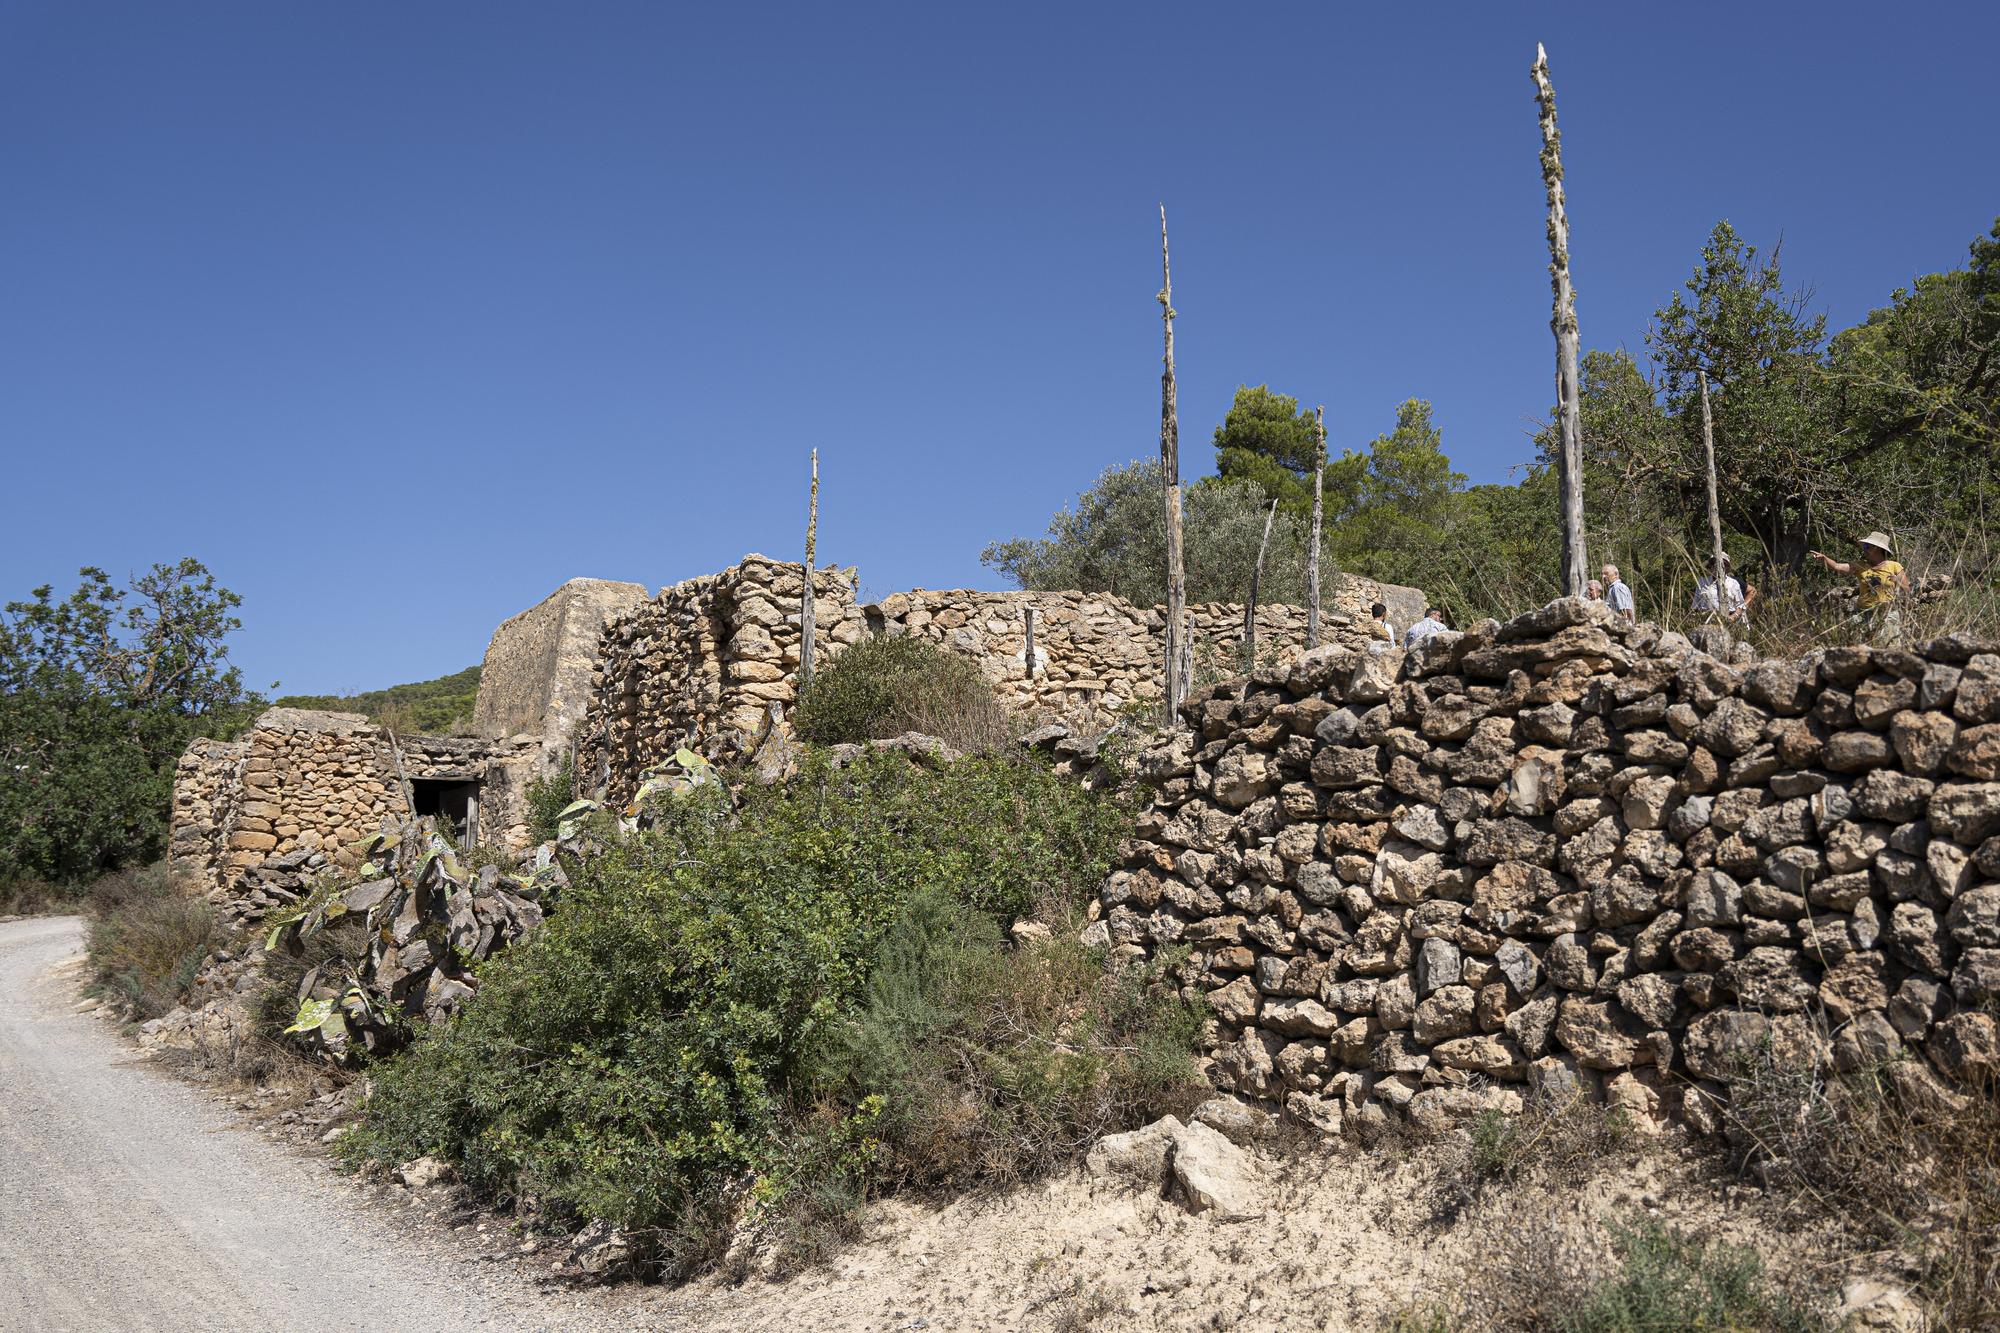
[1578,531,1910,643]
[1361,600,1451,651]
[1357,530,1912,654]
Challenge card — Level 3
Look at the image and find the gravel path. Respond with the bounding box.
[0,915,687,1333]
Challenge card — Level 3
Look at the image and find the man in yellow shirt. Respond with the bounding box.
[1810,531,1910,644]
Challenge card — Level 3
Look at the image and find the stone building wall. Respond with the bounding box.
[473,577,649,743]
[573,555,1427,803]
[1098,599,2000,1139]
[170,707,533,903]
[575,556,867,802]
[168,738,249,891]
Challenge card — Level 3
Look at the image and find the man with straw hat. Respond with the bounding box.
[1811,531,1910,644]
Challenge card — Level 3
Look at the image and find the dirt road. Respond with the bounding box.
[0,915,677,1333]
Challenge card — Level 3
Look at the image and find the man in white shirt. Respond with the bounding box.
[1403,606,1447,648]
[1690,555,1748,621]
[1601,564,1635,624]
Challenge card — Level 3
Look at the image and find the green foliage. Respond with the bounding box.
[808,889,1201,1189]
[1557,1222,1815,1333]
[277,664,481,736]
[987,214,2000,639]
[981,458,1316,608]
[1212,384,1342,514]
[524,756,576,845]
[352,750,1185,1270]
[84,864,224,1021]
[795,634,1011,751]
[0,560,251,892]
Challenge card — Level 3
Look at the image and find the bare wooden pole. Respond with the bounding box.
[1699,369,1726,595]
[1245,498,1279,670]
[800,449,819,692]
[1158,204,1187,722]
[1023,605,1037,679]
[1533,43,1589,598]
[1308,404,1326,647]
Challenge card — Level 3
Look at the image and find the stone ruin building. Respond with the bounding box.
[170,554,1423,910]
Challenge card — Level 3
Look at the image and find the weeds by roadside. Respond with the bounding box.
[84,864,223,1021]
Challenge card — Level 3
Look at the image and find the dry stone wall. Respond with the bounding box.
[1097,598,2000,1140]
[576,555,1425,804]
[474,577,649,743]
[575,556,867,803]
[170,707,531,911]
[168,737,248,891]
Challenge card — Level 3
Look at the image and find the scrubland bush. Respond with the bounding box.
[351,749,1198,1274]
[523,756,575,846]
[795,634,1014,752]
[85,864,222,1021]
[1724,1045,2000,1330]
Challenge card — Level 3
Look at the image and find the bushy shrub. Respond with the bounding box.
[1557,1222,1816,1333]
[353,749,1192,1272]
[523,756,576,846]
[85,864,223,1021]
[795,634,1013,752]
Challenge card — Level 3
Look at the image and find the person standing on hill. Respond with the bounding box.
[1691,554,1752,623]
[1811,531,1910,644]
[1601,564,1635,624]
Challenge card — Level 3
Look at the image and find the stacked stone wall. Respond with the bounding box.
[575,556,867,803]
[170,708,533,908]
[575,555,1426,803]
[473,577,648,743]
[1098,599,2000,1139]
[168,738,249,891]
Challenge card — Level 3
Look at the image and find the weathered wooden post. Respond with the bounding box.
[800,448,819,692]
[1245,498,1278,670]
[1532,43,1589,598]
[1699,370,1727,594]
[1023,605,1038,679]
[1308,405,1326,647]
[1158,205,1188,722]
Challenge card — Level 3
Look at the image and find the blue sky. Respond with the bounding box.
[3,2,1995,695]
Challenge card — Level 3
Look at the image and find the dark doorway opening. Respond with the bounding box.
[411,778,479,845]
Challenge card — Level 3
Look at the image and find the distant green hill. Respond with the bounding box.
[277,665,482,736]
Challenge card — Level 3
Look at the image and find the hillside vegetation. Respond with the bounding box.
[277,665,481,735]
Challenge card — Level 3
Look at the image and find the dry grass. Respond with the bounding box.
[0,875,66,917]
[1724,1044,2000,1331]
[1426,1092,1637,1224]
[84,864,224,1021]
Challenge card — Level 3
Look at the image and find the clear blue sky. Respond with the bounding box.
[4,2,1994,695]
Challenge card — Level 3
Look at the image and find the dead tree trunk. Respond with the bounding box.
[800,449,819,692]
[1699,370,1726,593]
[1023,605,1037,679]
[1532,43,1589,598]
[1308,404,1326,647]
[1158,204,1187,723]
[1245,497,1279,671]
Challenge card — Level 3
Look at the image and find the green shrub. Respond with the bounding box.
[352,749,1187,1272]
[85,864,223,1021]
[524,756,576,846]
[795,634,1013,752]
[1559,1222,1816,1333]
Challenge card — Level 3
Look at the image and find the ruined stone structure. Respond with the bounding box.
[575,554,1424,804]
[169,706,531,910]
[171,554,1425,904]
[1096,598,2000,1138]
[474,578,650,742]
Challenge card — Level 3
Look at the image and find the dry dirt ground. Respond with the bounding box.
[5,914,1879,1332]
